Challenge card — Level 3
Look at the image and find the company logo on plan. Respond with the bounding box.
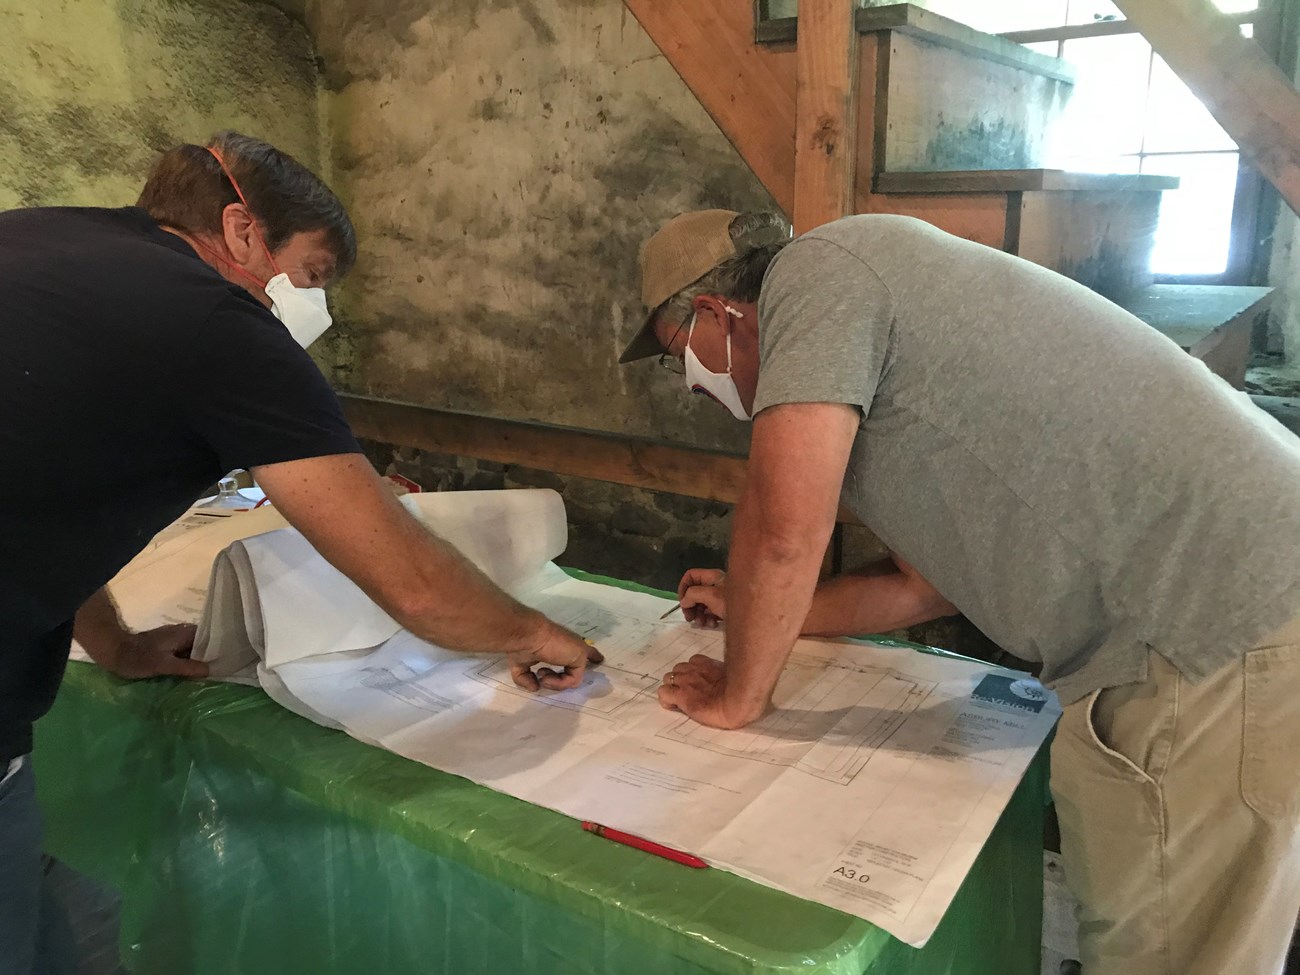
[971,674,1048,714]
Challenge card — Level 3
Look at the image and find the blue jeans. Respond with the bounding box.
[0,758,74,975]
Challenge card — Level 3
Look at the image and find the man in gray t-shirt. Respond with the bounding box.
[619,209,1300,975]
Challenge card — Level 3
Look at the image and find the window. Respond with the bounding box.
[1001,0,1271,282]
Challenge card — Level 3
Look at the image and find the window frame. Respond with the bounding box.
[1002,1,1284,285]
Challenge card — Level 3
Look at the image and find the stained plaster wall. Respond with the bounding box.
[291,0,776,455]
[270,0,779,602]
[0,0,323,211]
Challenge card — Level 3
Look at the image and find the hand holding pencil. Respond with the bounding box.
[666,568,726,628]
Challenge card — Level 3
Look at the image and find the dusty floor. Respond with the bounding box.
[1248,353,1300,397]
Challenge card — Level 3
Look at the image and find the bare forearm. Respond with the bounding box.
[394,524,548,654]
[721,500,829,723]
[73,587,131,662]
[803,569,955,637]
[256,455,552,657]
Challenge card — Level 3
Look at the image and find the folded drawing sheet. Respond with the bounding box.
[102,490,1060,947]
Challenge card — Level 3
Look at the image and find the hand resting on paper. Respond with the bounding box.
[657,654,756,730]
[676,568,726,629]
[93,623,209,681]
[256,454,601,688]
[508,622,604,692]
[75,586,209,681]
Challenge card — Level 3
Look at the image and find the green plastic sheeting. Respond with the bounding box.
[33,570,1048,975]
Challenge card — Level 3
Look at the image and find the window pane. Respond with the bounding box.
[1047,35,1150,166]
[1065,0,1122,25]
[1213,0,1257,12]
[1143,152,1239,276]
[1143,55,1235,153]
[1240,22,1254,37]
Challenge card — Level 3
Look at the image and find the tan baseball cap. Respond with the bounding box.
[618,209,740,364]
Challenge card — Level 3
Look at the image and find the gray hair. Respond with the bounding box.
[654,211,791,328]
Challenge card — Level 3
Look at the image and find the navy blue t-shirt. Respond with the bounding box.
[0,206,360,762]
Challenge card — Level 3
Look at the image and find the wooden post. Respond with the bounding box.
[792,0,860,233]
[1112,0,1300,218]
[790,0,859,577]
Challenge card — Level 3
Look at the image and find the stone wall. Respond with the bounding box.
[0,0,323,210]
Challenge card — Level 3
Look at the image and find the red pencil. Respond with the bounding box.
[581,821,709,869]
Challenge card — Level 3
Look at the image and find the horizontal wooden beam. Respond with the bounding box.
[875,169,1179,194]
[342,395,864,523]
[342,394,747,504]
[1000,8,1255,44]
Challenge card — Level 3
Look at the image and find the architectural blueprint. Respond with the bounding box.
[96,493,1061,947]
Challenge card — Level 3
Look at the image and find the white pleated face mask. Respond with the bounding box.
[683,310,751,421]
[263,272,332,348]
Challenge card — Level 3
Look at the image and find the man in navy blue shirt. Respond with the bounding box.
[0,131,597,974]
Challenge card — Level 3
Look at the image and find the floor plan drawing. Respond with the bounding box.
[658,656,938,784]
[360,662,459,716]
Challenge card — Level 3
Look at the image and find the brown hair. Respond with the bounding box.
[136,130,356,279]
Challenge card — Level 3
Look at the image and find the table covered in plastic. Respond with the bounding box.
[33,571,1048,975]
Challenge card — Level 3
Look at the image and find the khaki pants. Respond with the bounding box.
[1051,616,1300,975]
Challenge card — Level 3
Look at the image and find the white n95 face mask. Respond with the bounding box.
[264,272,332,348]
[684,310,751,422]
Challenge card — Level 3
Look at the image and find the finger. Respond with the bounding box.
[670,660,715,680]
[677,567,724,600]
[658,680,710,714]
[156,654,209,680]
[677,668,718,690]
[682,585,720,606]
[148,623,198,655]
[666,673,714,696]
[539,666,584,691]
[676,570,700,600]
[688,655,726,678]
[509,661,540,692]
[657,683,682,711]
[697,613,719,630]
[585,643,604,665]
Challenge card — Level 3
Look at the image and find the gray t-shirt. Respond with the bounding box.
[754,214,1300,704]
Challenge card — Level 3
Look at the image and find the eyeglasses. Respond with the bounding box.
[656,316,690,375]
[658,353,686,375]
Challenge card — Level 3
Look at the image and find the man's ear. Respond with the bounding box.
[693,294,737,335]
[219,202,259,265]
